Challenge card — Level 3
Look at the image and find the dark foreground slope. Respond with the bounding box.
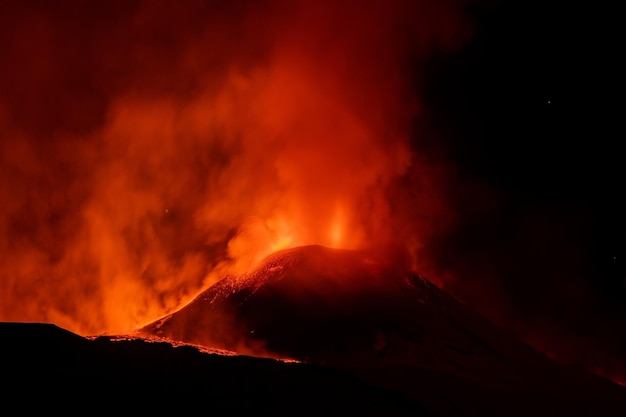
[0,322,427,415]
[3,246,625,416]
[140,245,626,417]
[3,322,624,417]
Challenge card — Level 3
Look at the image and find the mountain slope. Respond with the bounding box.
[0,322,426,415]
[139,245,626,416]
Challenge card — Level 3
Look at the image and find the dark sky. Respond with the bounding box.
[420,0,625,374]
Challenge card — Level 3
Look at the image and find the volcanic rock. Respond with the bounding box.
[139,244,626,416]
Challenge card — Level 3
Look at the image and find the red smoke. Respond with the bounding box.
[0,0,470,335]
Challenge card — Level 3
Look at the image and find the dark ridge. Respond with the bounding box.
[1,322,428,415]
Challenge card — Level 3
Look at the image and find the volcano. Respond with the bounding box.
[136,245,626,416]
[3,245,625,415]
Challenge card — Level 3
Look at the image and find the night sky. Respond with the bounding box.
[421,0,625,372]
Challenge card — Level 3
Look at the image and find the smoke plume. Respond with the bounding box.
[0,0,471,334]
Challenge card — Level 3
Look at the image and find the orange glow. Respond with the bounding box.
[0,0,467,336]
[330,203,346,249]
